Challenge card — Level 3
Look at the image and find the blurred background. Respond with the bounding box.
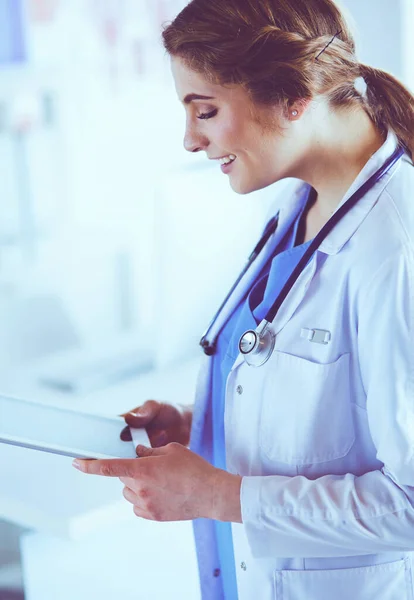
[0,0,412,598]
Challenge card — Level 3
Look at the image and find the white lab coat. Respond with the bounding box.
[202,130,414,599]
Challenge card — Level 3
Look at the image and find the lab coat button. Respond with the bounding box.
[213,568,220,577]
[236,385,243,395]
[240,562,247,571]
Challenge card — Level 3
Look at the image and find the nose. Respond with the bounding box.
[184,140,202,153]
[183,122,208,153]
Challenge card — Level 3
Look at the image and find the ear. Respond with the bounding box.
[287,98,311,120]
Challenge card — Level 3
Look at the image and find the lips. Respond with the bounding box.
[220,158,236,173]
[210,154,236,163]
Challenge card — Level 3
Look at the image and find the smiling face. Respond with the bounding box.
[171,56,304,194]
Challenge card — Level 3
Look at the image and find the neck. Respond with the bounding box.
[293,103,387,220]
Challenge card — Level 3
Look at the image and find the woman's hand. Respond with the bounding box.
[72,443,242,523]
[119,400,192,448]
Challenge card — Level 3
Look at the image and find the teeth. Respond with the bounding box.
[219,154,236,165]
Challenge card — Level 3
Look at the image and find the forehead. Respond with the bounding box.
[170,56,246,105]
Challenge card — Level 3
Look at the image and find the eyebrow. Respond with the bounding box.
[183,93,215,104]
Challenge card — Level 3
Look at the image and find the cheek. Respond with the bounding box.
[216,114,245,148]
[218,126,237,148]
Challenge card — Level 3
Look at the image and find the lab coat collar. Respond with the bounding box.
[275,131,403,257]
[314,129,402,255]
[266,130,403,335]
[229,131,404,371]
[203,186,308,346]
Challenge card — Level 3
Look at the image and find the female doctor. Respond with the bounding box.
[73,0,414,598]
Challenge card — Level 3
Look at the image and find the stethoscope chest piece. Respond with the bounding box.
[238,321,276,367]
[200,147,404,359]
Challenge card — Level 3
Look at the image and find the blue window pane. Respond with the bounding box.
[0,0,27,65]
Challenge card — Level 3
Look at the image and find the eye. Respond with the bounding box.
[197,109,218,120]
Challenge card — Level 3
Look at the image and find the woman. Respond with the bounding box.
[73,0,414,598]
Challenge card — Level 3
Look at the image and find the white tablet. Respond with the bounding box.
[0,394,149,459]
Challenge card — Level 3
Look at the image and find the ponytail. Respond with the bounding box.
[358,64,414,162]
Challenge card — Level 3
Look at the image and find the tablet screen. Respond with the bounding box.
[0,394,148,459]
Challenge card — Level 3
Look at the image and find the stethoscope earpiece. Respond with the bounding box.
[238,321,276,367]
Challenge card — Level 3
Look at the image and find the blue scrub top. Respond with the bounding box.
[206,197,314,599]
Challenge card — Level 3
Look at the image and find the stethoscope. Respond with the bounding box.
[200,145,405,366]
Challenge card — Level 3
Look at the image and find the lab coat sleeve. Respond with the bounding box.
[240,248,414,558]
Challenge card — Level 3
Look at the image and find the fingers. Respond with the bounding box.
[120,425,167,447]
[72,446,173,476]
[135,443,177,457]
[122,485,139,505]
[119,407,141,417]
[132,504,153,520]
[120,426,132,441]
[135,445,162,457]
[72,458,138,478]
[122,400,161,427]
[150,430,168,447]
[121,484,149,519]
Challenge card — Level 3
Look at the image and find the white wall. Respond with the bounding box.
[402,0,414,89]
[341,0,405,80]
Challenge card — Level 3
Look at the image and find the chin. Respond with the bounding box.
[229,177,268,195]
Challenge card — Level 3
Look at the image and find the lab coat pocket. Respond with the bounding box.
[260,351,354,464]
[274,559,413,600]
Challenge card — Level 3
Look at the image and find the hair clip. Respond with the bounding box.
[315,29,342,61]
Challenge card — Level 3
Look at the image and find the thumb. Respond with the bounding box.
[124,407,155,427]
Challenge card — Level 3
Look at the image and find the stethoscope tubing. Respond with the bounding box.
[200,145,404,356]
[199,214,280,355]
[264,145,404,324]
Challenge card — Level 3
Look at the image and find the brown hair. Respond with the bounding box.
[162,0,414,161]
